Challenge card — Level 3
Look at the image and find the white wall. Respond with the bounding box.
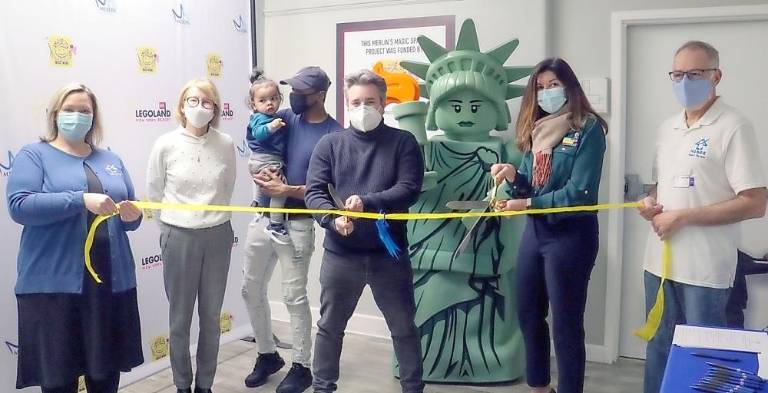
[260,0,549,339]
[0,1,253,389]
[259,0,768,357]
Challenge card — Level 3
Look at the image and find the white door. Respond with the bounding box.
[618,18,768,359]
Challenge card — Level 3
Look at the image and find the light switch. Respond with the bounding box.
[580,77,609,114]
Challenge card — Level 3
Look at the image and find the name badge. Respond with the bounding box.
[562,132,580,147]
[673,175,694,188]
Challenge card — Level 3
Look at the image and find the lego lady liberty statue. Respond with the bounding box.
[393,19,532,383]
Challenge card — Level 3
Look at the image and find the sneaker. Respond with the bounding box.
[177,389,191,393]
[193,388,212,393]
[264,223,291,245]
[276,363,312,393]
[244,351,286,388]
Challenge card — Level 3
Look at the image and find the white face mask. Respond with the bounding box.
[184,104,214,128]
[348,104,382,132]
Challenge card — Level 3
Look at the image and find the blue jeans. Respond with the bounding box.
[517,215,598,393]
[643,271,730,393]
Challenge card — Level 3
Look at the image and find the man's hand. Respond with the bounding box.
[652,210,688,240]
[252,167,289,197]
[638,196,663,221]
[118,201,142,222]
[345,195,363,214]
[334,216,354,236]
[490,163,517,184]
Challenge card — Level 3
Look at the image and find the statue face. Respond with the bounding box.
[434,88,497,141]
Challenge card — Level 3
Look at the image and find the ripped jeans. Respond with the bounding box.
[241,215,315,365]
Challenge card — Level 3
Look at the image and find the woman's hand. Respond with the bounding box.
[490,163,517,184]
[495,199,528,212]
[84,193,118,216]
[252,167,289,197]
[118,201,142,223]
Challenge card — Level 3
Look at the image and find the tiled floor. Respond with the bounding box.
[120,321,643,393]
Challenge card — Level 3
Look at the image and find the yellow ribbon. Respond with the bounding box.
[87,200,668,340]
[634,240,671,341]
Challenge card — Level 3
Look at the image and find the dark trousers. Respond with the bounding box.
[41,372,120,393]
[516,215,598,393]
[312,249,424,393]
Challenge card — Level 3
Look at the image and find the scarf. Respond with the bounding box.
[531,111,573,188]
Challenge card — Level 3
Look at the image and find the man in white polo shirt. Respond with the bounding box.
[638,40,767,393]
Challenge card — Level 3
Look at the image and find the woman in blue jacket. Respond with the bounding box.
[6,83,144,393]
[492,58,607,393]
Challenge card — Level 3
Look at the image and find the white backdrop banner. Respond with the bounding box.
[0,0,255,390]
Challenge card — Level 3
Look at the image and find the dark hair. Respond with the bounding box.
[247,67,281,110]
[515,58,608,152]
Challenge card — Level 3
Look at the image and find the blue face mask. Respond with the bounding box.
[537,86,567,114]
[673,75,713,109]
[57,111,93,142]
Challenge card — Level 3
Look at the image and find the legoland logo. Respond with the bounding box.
[172,1,190,25]
[207,54,223,78]
[221,102,234,120]
[150,335,170,361]
[233,15,247,33]
[220,312,233,334]
[95,0,117,13]
[137,46,158,74]
[48,36,76,67]
[140,253,163,270]
[1,150,15,177]
[135,101,172,122]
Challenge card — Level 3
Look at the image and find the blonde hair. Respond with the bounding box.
[175,78,221,128]
[44,83,103,145]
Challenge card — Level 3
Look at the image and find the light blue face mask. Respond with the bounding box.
[57,111,93,142]
[672,75,713,109]
[537,86,567,114]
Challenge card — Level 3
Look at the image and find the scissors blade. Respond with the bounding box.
[445,200,489,210]
[451,209,488,261]
[327,184,346,209]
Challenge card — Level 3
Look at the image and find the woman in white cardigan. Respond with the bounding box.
[146,79,236,393]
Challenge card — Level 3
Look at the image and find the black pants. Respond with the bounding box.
[41,372,120,393]
[312,250,424,393]
[516,215,598,393]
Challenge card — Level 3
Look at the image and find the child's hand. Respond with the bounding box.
[268,118,286,132]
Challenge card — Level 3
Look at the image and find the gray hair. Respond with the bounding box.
[344,69,387,105]
[675,40,720,68]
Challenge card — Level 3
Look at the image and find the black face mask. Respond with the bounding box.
[289,92,312,114]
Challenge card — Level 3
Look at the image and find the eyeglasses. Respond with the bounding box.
[185,96,215,109]
[668,69,718,82]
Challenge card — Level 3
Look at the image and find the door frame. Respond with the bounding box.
[607,4,768,362]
